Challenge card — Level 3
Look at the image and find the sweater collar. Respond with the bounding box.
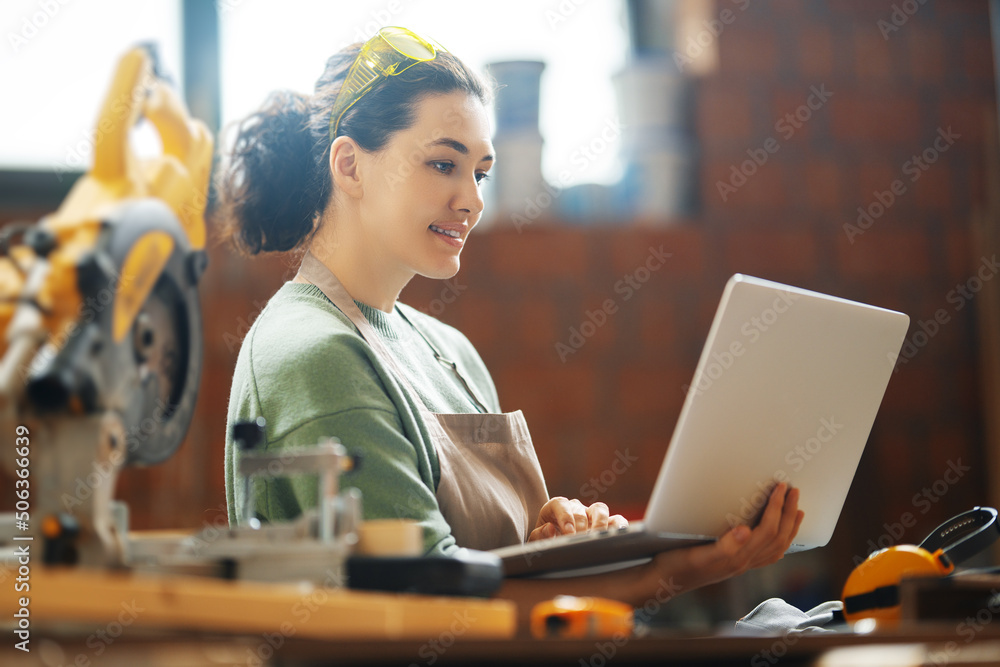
[355,300,401,341]
[288,281,403,340]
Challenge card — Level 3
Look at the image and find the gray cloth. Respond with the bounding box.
[733,598,844,636]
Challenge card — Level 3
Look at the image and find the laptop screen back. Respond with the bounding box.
[643,274,910,548]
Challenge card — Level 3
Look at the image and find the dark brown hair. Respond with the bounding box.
[214,42,492,255]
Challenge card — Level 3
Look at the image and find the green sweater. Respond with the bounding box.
[224,282,501,556]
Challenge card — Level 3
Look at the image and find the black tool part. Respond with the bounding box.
[232,417,267,451]
[346,548,504,598]
[23,226,57,257]
[25,323,102,413]
[42,513,80,566]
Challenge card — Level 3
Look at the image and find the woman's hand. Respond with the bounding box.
[499,483,803,631]
[648,482,804,592]
[528,496,629,542]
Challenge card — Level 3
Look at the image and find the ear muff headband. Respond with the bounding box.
[842,507,999,623]
[918,506,999,565]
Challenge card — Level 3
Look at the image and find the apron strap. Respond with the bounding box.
[296,251,489,414]
[296,251,431,411]
[395,307,492,414]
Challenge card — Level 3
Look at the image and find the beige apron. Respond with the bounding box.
[297,252,549,550]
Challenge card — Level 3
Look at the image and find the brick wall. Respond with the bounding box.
[688,0,996,597]
[1,0,996,615]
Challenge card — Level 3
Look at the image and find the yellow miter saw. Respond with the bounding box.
[0,44,211,567]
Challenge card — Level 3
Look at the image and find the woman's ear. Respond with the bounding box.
[329,136,364,199]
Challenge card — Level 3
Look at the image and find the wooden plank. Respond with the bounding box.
[0,565,515,641]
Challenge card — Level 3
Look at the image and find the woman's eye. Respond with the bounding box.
[431,161,454,174]
[430,161,488,185]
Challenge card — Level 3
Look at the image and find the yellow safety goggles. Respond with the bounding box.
[328,26,442,140]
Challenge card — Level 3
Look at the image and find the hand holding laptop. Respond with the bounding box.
[495,481,805,633]
[525,482,803,586]
[648,482,804,591]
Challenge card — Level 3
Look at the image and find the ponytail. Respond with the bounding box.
[214,90,328,254]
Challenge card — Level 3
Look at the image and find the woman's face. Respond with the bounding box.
[355,91,494,281]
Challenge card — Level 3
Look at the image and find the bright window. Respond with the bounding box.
[0,1,628,191]
[0,0,183,171]
[220,1,628,188]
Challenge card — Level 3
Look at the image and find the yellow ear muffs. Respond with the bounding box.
[842,507,999,625]
[842,544,953,623]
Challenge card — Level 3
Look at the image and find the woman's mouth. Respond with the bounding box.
[429,224,462,239]
[429,224,465,248]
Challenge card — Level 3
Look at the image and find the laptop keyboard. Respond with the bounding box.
[561,524,634,543]
[492,523,636,557]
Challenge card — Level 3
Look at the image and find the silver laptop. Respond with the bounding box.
[493,274,910,577]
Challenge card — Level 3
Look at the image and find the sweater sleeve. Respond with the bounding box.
[225,291,459,556]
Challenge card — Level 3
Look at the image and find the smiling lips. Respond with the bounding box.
[429,224,462,239]
[428,223,467,248]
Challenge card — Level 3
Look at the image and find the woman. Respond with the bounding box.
[217,27,802,624]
